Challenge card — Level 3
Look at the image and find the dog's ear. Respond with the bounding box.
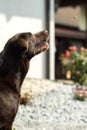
[0,39,29,76]
[4,34,29,53]
[14,39,28,54]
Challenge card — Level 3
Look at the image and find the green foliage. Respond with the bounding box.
[60,46,87,86]
[12,128,16,130]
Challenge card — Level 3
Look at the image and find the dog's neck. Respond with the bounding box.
[0,57,29,93]
[13,56,30,93]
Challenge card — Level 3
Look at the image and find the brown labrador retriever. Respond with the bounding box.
[0,30,49,130]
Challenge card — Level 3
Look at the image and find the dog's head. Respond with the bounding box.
[0,30,49,76]
[5,30,49,60]
[25,30,49,59]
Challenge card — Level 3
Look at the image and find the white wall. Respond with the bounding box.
[0,0,47,78]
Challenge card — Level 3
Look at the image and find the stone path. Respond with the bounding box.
[13,78,87,130]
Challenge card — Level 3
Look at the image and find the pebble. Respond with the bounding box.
[13,82,87,130]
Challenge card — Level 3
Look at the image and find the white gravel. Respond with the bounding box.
[13,80,87,130]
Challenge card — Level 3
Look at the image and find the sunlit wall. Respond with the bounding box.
[0,0,47,78]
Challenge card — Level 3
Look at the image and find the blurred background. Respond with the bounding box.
[0,0,87,80]
[55,0,87,81]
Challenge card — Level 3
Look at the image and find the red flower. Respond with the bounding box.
[65,50,70,58]
[69,46,77,51]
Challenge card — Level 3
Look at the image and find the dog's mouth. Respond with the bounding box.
[39,39,49,52]
[36,31,49,53]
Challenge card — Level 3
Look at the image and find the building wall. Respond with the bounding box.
[55,5,86,31]
[0,0,47,78]
[55,6,80,27]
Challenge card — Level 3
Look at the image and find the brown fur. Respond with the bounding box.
[0,30,49,130]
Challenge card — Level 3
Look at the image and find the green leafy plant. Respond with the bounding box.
[60,46,87,86]
[12,128,16,130]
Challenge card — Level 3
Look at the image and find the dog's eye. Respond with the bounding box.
[43,39,47,42]
[28,33,32,36]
